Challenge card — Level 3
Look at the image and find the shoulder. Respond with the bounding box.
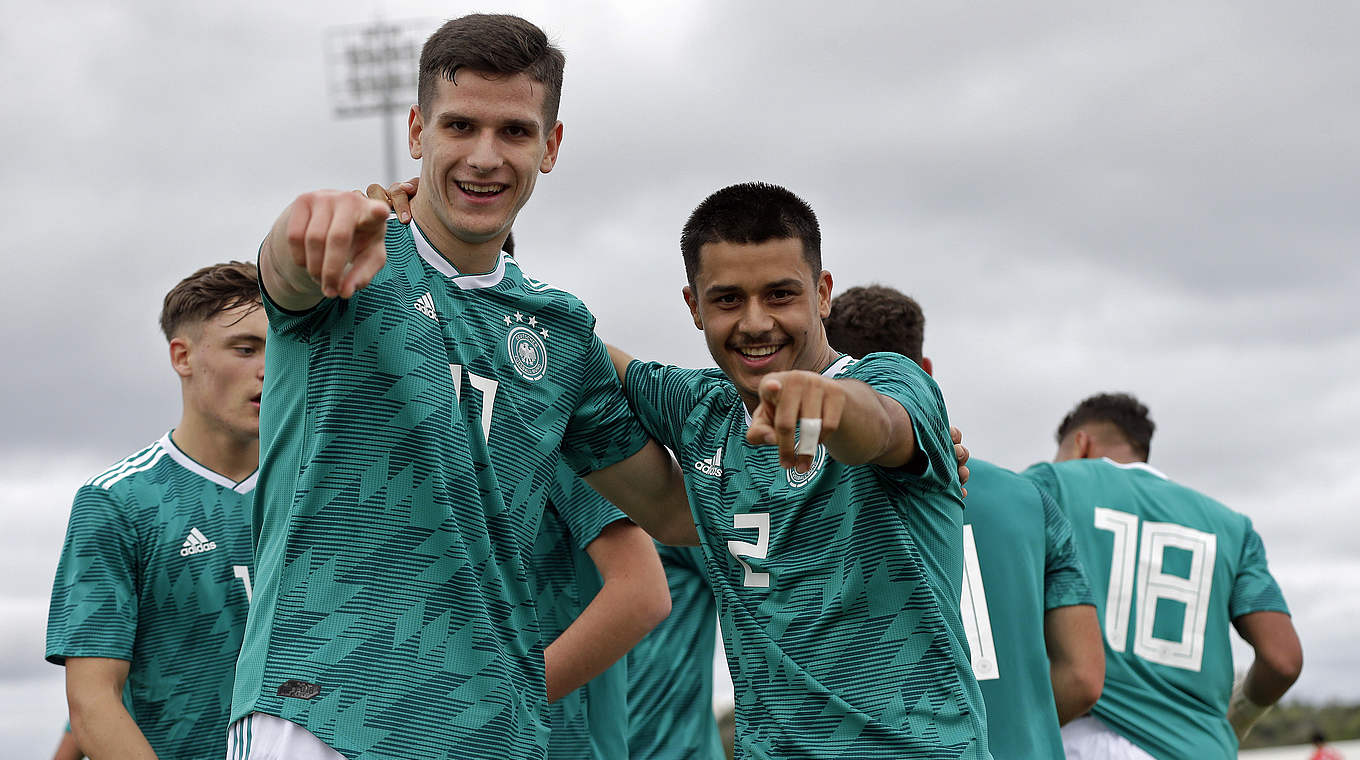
[82,437,172,495]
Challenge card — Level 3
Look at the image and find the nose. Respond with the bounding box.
[466,129,504,174]
[737,299,775,335]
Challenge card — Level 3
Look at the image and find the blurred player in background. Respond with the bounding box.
[532,466,669,758]
[608,182,990,758]
[46,261,263,759]
[823,284,1104,759]
[626,544,725,760]
[229,13,692,759]
[1026,393,1303,759]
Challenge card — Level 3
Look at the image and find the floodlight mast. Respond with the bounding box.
[324,18,425,184]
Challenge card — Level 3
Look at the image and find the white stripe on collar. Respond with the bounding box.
[1102,457,1168,480]
[410,221,508,290]
[160,433,258,493]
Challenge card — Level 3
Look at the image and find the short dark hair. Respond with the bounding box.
[1056,392,1155,460]
[824,285,925,363]
[679,182,821,285]
[160,261,261,341]
[418,14,565,125]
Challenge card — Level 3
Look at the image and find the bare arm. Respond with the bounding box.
[259,190,392,311]
[747,372,917,471]
[1229,610,1302,737]
[544,520,670,702]
[65,657,157,760]
[1043,605,1105,724]
[583,442,698,546]
[51,726,85,760]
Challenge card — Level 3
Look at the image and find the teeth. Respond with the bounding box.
[740,346,779,357]
[458,181,505,194]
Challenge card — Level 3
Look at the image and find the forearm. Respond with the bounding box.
[1044,605,1104,724]
[259,208,321,310]
[68,691,156,760]
[824,380,915,468]
[584,443,698,546]
[544,525,670,702]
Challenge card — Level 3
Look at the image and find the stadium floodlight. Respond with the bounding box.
[324,18,431,182]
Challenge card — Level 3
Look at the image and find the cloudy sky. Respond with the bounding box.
[3,0,1357,753]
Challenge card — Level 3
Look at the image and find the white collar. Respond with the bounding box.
[1102,457,1168,480]
[410,220,508,290]
[160,432,258,493]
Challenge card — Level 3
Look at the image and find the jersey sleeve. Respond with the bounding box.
[548,461,629,552]
[623,360,711,452]
[841,352,957,493]
[1022,462,1060,503]
[561,334,652,477]
[1038,484,1096,609]
[46,485,141,664]
[1229,520,1290,618]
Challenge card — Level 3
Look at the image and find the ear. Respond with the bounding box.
[540,121,563,174]
[1074,429,1094,459]
[682,285,703,330]
[816,269,833,318]
[169,337,192,379]
[920,356,934,377]
[408,105,424,160]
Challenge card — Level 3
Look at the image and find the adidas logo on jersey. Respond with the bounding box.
[693,447,724,477]
[413,292,438,321]
[180,527,217,557]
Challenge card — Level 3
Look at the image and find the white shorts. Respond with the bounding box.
[1061,715,1156,760]
[226,713,344,760]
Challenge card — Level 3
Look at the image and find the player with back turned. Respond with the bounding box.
[823,284,1105,759]
[227,14,694,760]
[1025,393,1303,759]
[46,262,264,760]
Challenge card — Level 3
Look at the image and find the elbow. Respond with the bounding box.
[1072,660,1105,714]
[642,587,672,631]
[1259,641,1304,688]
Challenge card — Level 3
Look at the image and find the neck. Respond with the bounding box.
[171,415,259,483]
[411,201,507,274]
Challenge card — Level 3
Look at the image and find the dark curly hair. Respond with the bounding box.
[824,285,925,363]
[680,182,821,285]
[1056,392,1155,460]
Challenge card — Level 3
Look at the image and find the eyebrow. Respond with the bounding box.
[224,333,265,344]
[703,278,804,299]
[437,111,540,133]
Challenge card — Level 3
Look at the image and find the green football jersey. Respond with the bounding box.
[624,352,990,760]
[530,463,631,760]
[626,544,724,760]
[231,219,650,759]
[958,459,1093,760]
[47,433,256,760]
[1025,458,1290,760]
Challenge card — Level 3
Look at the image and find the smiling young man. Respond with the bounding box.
[608,182,990,758]
[47,261,263,760]
[824,284,1104,759]
[228,14,693,760]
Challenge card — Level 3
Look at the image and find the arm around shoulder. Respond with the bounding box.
[584,441,698,546]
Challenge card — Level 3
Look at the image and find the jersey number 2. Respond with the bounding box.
[1094,508,1217,671]
[727,513,770,588]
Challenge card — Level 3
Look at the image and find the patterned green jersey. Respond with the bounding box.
[530,463,631,760]
[624,352,990,760]
[47,433,256,760]
[1025,458,1290,760]
[231,219,650,759]
[626,544,724,760]
[958,459,1093,760]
